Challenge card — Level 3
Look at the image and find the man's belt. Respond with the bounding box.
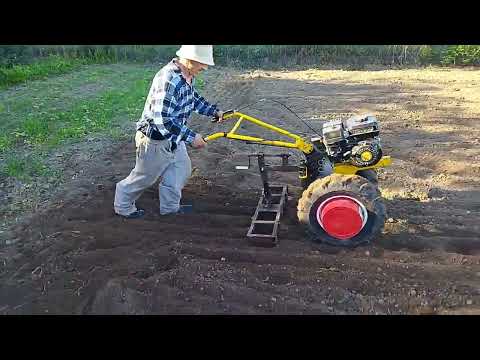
[139,125,168,141]
[139,124,177,151]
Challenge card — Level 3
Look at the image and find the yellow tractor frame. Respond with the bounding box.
[204,111,392,175]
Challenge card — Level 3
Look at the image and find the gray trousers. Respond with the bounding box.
[114,131,192,216]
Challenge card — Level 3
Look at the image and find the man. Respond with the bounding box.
[114,45,224,219]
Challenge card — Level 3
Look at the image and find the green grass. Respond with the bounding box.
[0,60,206,181]
[0,135,13,152]
[0,55,94,89]
[3,74,158,151]
[0,64,154,129]
[2,45,470,72]
[2,154,52,180]
[1,45,177,66]
[45,78,150,146]
[0,64,145,133]
[0,63,157,181]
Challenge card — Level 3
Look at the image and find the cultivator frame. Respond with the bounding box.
[247,183,288,247]
[204,111,392,247]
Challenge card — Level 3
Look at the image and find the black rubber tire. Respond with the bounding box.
[297,173,387,248]
[356,169,378,185]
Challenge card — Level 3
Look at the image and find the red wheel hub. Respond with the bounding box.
[316,196,367,240]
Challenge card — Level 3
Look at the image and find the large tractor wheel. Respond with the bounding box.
[297,173,386,248]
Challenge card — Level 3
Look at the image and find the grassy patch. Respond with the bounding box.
[51,78,147,147]
[0,65,155,180]
[0,61,217,181]
[1,153,57,181]
[0,64,151,133]
[0,55,94,89]
[0,135,13,152]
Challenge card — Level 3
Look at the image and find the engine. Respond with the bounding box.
[313,114,383,167]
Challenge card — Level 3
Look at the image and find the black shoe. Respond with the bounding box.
[122,209,145,219]
[177,205,193,214]
[160,205,193,216]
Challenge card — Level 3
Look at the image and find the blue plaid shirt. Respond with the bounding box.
[136,59,218,147]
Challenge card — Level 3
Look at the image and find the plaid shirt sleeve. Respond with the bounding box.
[151,77,197,145]
[193,89,218,117]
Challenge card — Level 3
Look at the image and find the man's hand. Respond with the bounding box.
[215,110,226,123]
[192,133,207,149]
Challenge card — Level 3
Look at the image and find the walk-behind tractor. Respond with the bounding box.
[204,108,392,248]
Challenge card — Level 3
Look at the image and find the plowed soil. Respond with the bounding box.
[0,66,479,314]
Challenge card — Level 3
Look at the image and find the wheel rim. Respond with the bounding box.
[316,195,368,240]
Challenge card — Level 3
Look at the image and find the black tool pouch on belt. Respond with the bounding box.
[140,119,167,141]
[147,127,167,141]
[140,119,177,151]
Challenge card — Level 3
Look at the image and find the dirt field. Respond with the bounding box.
[0,66,479,314]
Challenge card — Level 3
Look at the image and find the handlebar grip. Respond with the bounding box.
[211,109,235,123]
[204,132,226,142]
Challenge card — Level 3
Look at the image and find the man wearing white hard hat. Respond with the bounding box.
[114,45,224,218]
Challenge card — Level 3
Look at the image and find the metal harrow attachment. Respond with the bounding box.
[237,153,294,247]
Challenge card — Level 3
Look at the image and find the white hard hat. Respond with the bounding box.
[176,45,215,66]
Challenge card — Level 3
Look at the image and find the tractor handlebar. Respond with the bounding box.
[211,109,235,123]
